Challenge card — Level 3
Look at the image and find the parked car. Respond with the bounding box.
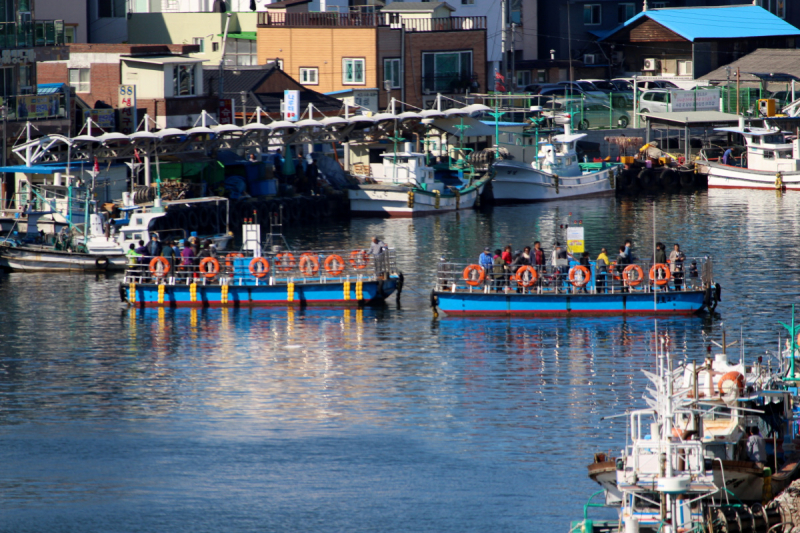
[523,83,560,94]
[578,79,615,92]
[558,81,606,97]
[613,78,682,91]
[543,85,605,107]
[527,94,566,111]
[568,104,630,130]
[638,89,672,114]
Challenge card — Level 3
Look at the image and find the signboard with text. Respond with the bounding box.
[567,226,585,254]
[17,95,59,119]
[284,89,299,122]
[218,99,234,125]
[85,109,116,131]
[118,84,137,134]
[669,88,720,112]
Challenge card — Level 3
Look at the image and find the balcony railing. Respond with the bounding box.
[257,12,486,32]
[0,20,64,49]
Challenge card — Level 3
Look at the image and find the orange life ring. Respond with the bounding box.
[199,257,220,278]
[718,371,745,395]
[323,254,345,276]
[349,250,369,270]
[249,257,270,278]
[623,264,644,287]
[463,264,485,286]
[569,265,591,287]
[298,253,320,276]
[610,261,622,281]
[275,252,296,272]
[149,256,170,277]
[515,265,538,287]
[649,263,672,286]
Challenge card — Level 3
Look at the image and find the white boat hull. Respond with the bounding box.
[492,160,615,202]
[349,182,486,218]
[0,245,127,272]
[707,162,800,190]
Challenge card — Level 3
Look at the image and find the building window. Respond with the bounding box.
[173,64,196,97]
[192,37,205,53]
[510,0,521,24]
[422,50,472,93]
[756,0,785,18]
[299,67,318,85]
[212,42,219,52]
[516,70,531,88]
[65,26,76,43]
[98,0,126,18]
[69,68,90,93]
[618,3,634,22]
[583,4,601,25]
[652,1,667,7]
[343,58,365,85]
[461,0,474,4]
[224,38,257,66]
[384,58,401,89]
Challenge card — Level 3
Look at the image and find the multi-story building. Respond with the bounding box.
[256,0,486,110]
[38,43,215,130]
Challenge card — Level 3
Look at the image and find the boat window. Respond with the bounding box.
[779,150,794,159]
[763,150,775,159]
[762,134,785,144]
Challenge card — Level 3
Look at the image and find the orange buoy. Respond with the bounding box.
[275,252,296,272]
[569,265,591,287]
[515,265,538,287]
[298,253,320,276]
[349,250,369,270]
[463,264,485,286]
[149,256,170,277]
[623,264,644,287]
[248,257,270,278]
[323,254,345,276]
[199,257,220,278]
[649,263,672,286]
[718,371,745,395]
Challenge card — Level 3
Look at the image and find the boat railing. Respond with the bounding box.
[435,256,713,294]
[123,248,397,286]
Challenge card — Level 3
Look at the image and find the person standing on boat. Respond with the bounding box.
[161,239,177,277]
[135,240,148,264]
[596,248,610,293]
[368,236,387,256]
[624,239,635,263]
[479,247,494,274]
[747,426,767,468]
[669,244,685,291]
[520,246,532,266]
[654,242,667,264]
[126,244,141,271]
[549,243,569,289]
[180,240,195,279]
[722,147,734,166]
[532,241,546,286]
[617,246,629,292]
[146,234,162,261]
[492,249,505,290]
[502,245,513,266]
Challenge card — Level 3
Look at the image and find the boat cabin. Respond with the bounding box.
[379,151,439,190]
[716,127,799,172]
[535,132,586,177]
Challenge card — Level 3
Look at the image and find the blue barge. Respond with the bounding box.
[432,257,719,317]
[120,249,401,308]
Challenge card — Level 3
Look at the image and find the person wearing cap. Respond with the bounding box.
[479,247,494,276]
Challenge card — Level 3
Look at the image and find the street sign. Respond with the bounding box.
[118,84,137,134]
[284,89,299,122]
[218,99,234,125]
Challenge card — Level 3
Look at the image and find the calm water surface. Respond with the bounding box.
[0,190,798,532]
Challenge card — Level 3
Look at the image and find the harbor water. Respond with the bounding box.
[1,189,798,532]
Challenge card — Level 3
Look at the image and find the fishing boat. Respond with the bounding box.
[705,125,800,190]
[574,326,800,533]
[120,244,401,308]
[491,121,620,203]
[348,149,490,217]
[0,196,232,272]
[431,256,719,317]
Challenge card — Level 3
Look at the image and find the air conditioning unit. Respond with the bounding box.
[583,54,597,65]
[611,51,624,63]
[643,58,658,71]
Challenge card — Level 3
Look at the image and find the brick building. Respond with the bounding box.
[256,0,486,110]
[38,43,217,130]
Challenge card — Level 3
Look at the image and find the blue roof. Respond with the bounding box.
[604,6,800,42]
[0,162,125,174]
[37,83,67,95]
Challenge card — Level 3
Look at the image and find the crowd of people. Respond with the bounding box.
[476,239,699,292]
[126,233,219,278]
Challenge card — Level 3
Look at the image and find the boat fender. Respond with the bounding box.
[95,256,109,270]
[704,287,712,309]
[118,283,127,303]
[376,278,385,299]
[609,168,615,190]
[776,172,784,190]
[553,174,559,194]
[407,190,415,208]
[396,272,404,295]
[714,283,721,303]
[430,290,439,318]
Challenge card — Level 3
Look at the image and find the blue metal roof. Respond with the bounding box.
[0,162,125,174]
[37,83,67,95]
[604,6,800,42]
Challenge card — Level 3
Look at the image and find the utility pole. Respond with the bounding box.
[218,12,232,109]
[501,0,507,90]
[567,0,573,83]
[510,22,516,91]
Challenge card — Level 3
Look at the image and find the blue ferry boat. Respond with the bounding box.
[431,257,719,317]
[120,248,401,308]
